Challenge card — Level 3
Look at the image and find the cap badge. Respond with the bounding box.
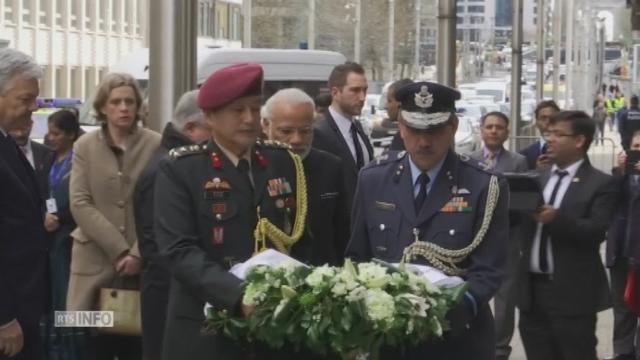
[415,85,434,109]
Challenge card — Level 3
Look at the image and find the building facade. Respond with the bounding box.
[0,0,149,99]
[0,0,243,99]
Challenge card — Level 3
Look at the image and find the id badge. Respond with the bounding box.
[45,198,58,213]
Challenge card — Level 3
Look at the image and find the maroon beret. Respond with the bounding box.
[197,63,264,111]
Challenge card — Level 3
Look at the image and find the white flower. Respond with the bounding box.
[305,265,336,287]
[331,282,348,296]
[346,285,367,302]
[396,293,429,317]
[364,288,395,323]
[333,267,359,295]
[357,263,390,288]
[242,282,269,305]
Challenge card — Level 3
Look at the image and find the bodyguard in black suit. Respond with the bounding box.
[133,90,210,360]
[518,110,618,360]
[384,78,413,151]
[0,48,47,360]
[155,64,307,360]
[261,88,350,266]
[346,82,509,360]
[312,62,373,211]
[519,100,560,170]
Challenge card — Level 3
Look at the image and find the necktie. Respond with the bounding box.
[414,172,430,213]
[350,122,365,170]
[487,151,498,170]
[539,169,569,272]
[237,158,253,190]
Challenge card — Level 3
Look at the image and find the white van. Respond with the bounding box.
[81,47,347,124]
[196,48,346,99]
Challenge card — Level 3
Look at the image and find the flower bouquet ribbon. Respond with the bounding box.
[204,251,467,360]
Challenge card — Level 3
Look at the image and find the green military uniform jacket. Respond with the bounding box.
[154,139,302,360]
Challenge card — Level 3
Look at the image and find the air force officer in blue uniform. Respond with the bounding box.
[346,82,509,360]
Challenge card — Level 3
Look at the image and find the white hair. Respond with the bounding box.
[261,88,315,121]
[171,90,203,131]
[0,48,43,94]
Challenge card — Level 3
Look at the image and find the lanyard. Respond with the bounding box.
[48,152,72,192]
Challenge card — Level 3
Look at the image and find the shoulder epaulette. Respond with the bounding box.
[458,153,495,174]
[256,139,292,150]
[362,150,407,171]
[168,144,208,160]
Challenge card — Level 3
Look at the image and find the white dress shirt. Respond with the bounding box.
[328,106,371,166]
[20,140,35,169]
[529,159,584,274]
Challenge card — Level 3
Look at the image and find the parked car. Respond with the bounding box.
[455,117,481,154]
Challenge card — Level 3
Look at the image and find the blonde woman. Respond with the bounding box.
[67,73,160,359]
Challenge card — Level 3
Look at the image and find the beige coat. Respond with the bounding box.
[67,127,160,311]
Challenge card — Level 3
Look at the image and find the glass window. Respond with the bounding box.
[4,1,14,23]
[55,67,64,98]
[198,2,205,36]
[230,5,241,40]
[22,0,31,24]
[467,5,483,13]
[71,67,80,98]
[111,0,118,32]
[99,0,107,32]
[56,0,64,27]
[70,0,79,29]
[39,0,48,26]
[124,0,132,34]
[84,68,93,100]
[135,0,141,35]
[84,1,93,30]
[215,2,228,39]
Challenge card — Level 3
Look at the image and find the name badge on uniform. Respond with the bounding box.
[375,201,396,211]
[46,198,58,214]
[440,197,472,213]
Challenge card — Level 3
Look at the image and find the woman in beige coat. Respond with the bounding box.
[67,73,160,359]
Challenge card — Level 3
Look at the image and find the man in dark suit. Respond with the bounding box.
[468,111,528,360]
[0,48,47,360]
[261,88,350,265]
[519,100,560,170]
[518,110,618,360]
[8,118,52,198]
[154,64,306,360]
[134,90,210,360]
[312,62,374,210]
[346,82,509,360]
[386,78,413,151]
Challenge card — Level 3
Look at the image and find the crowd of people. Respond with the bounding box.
[1,45,640,360]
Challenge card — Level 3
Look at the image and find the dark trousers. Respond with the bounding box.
[519,275,598,360]
[0,320,42,360]
[141,264,170,360]
[610,260,640,357]
[88,333,141,360]
[494,231,520,360]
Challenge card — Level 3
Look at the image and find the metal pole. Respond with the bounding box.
[243,0,252,47]
[437,0,456,87]
[565,0,574,108]
[510,0,523,151]
[308,0,315,49]
[552,0,561,101]
[415,0,421,78]
[388,0,395,80]
[536,0,545,102]
[354,0,361,62]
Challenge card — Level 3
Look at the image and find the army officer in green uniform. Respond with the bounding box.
[154,63,307,360]
[346,82,509,360]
